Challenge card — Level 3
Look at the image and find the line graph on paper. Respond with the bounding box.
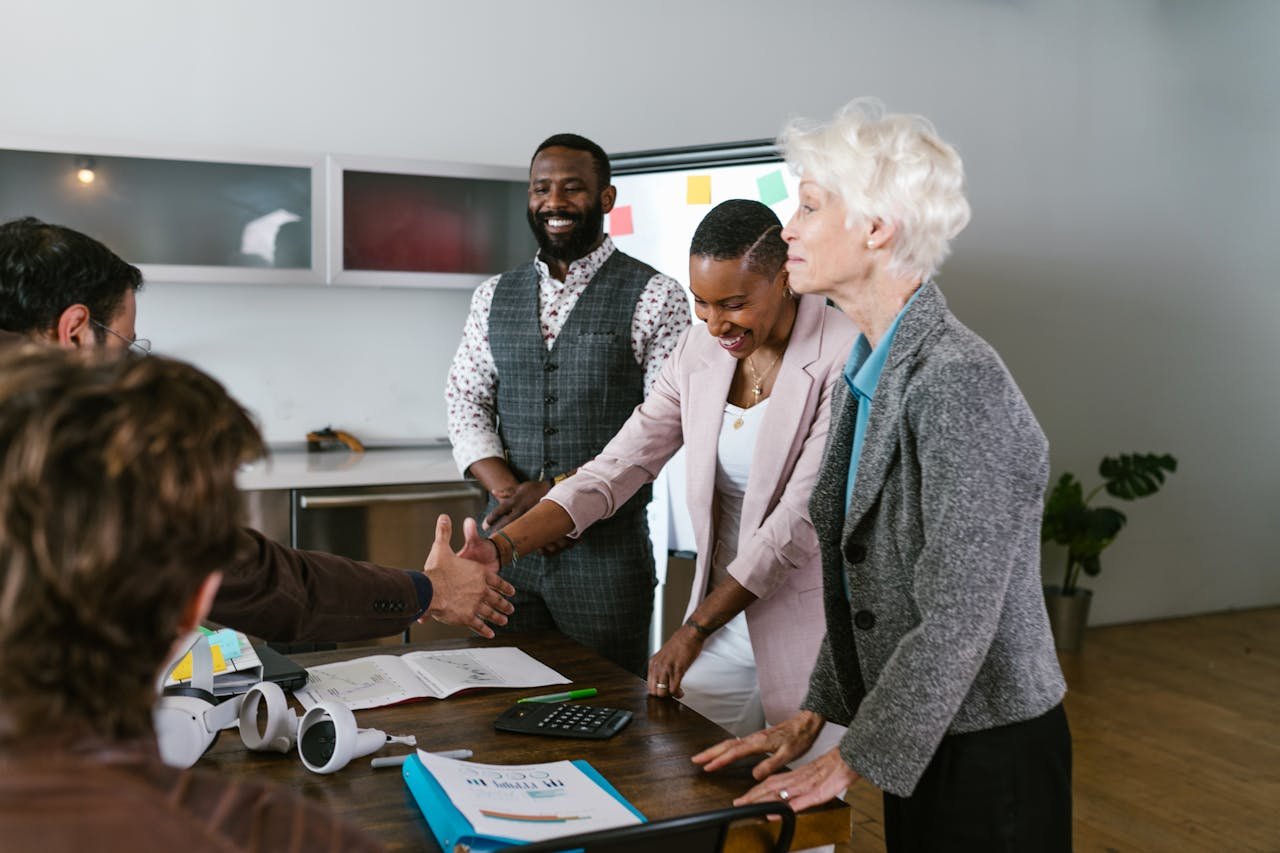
[406,650,505,694]
[293,658,414,709]
[291,647,570,710]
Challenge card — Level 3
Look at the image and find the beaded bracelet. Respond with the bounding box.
[494,530,520,564]
[684,617,715,638]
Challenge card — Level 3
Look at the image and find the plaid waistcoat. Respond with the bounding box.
[489,250,655,514]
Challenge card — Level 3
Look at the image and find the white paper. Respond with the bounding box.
[293,647,569,710]
[417,751,642,843]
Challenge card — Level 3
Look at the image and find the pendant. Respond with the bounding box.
[732,417,745,430]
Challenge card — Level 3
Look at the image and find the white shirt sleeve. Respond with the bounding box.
[632,273,692,395]
[445,275,506,476]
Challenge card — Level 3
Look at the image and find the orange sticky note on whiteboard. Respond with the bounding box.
[686,175,712,205]
[609,205,634,236]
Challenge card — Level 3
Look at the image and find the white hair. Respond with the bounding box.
[779,97,971,282]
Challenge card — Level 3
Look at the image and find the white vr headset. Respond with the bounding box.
[153,632,244,768]
[154,633,415,771]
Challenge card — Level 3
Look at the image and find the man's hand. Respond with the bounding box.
[422,514,514,638]
[484,480,550,531]
[692,710,827,779]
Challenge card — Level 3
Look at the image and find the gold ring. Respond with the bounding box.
[655,682,669,689]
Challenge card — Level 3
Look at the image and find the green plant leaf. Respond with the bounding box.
[1080,554,1102,577]
[1066,506,1126,560]
[1100,453,1177,500]
[1042,473,1085,545]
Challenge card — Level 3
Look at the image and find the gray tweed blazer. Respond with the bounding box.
[801,282,1066,797]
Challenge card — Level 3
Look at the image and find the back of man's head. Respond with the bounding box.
[0,347,263,743]
[0,217,142,337]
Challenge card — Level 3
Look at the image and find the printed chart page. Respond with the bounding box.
[417,751,643,843]
[293,647,568,710]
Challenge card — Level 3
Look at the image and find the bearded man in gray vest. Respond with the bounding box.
[446,134,690,675]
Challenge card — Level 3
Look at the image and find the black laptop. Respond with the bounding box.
[211,643,308,697]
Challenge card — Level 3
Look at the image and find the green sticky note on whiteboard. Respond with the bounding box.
[757,170,788,206]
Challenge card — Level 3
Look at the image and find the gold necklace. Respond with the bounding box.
[733,348,783,429]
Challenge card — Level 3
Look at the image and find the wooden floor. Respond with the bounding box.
[835,606,1280,852]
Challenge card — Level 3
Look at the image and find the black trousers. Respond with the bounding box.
[882,703,1072,853]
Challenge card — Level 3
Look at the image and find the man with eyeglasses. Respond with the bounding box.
[0,216,514,643]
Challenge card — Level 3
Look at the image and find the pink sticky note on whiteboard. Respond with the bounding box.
[610,205,634,236]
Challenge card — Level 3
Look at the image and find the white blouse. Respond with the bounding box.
[711,399,769,589]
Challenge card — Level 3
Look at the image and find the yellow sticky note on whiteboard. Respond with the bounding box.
[170,644,227,681]
[686,175,712,205]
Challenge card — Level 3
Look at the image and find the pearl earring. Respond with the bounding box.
[866,241,875,250]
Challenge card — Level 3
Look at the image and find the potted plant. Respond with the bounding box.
[1041,452,1177,650]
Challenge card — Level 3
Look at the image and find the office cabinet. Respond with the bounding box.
[326,154,534,289]
[0,140,325,286]
[0,138,534,289]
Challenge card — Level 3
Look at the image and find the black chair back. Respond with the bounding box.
[499,801,796,853]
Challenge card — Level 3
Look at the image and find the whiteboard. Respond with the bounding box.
[610,161,800,290]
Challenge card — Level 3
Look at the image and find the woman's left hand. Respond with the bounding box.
[647,628,706,699]
[732,748,861,813]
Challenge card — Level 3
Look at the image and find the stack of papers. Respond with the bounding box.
[164,628,265,695]
[403,751,644,852]
[293,647,570,710]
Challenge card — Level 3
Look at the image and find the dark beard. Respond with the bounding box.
[526,202,605,264]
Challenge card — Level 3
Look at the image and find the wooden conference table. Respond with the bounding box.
[204,631,851,852]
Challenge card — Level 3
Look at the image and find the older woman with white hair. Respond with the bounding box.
[694,99,1072,851]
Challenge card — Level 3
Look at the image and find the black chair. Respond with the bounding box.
[497,801,796,853]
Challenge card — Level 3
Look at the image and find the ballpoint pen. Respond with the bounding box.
[371,748,472,769]
[516,688,598,704]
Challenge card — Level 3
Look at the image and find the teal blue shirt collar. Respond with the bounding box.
[844,287,923,511]
[843,286,923,404]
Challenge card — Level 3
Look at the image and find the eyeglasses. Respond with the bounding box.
[91,319,151,356]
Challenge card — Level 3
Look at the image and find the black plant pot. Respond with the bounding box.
[1043,586,1092,651]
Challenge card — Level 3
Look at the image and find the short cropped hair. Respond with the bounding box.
[689,199,788,279]
[0,348,264,742]
[0,217,143,338]
[533,133,612,188]
[779,97,971,281]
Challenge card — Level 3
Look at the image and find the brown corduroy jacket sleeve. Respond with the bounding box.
[210,528,420,642]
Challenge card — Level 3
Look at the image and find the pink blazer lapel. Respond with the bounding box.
[683,338,736,560]
[739,296,825,535]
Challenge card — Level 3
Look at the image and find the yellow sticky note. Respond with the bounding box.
[170,644,227,681]
[686,175,712,205]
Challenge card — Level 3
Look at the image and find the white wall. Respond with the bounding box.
[2,0,1276,625]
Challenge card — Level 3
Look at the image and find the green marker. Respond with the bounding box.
[517,688,598,704]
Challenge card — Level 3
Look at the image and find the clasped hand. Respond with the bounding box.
[484,480,550,532]
[421,514,515,638]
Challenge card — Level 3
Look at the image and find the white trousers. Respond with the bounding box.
[678,612,848,758]
[678,612,847,853]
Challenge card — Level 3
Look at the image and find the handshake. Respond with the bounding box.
[421,514,515,638]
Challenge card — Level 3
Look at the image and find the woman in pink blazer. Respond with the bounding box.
[486,200,856,735]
